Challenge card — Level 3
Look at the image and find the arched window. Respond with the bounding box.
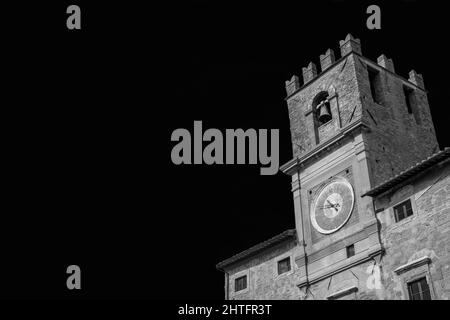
[313,91,332,126]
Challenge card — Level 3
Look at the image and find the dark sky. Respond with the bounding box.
[2,1,449,299]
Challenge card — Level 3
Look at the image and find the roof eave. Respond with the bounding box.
[216,229,297,271]
[362,148,450,198]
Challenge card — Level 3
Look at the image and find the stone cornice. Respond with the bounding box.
[394,256,431,275]
[297,244,383,288]
[326,285,358,300]
[295,219,378,267]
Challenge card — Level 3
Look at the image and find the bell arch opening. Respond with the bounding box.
[313,91,332,126]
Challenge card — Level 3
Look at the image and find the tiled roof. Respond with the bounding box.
[362,148,450,197]
[216,229,296,270]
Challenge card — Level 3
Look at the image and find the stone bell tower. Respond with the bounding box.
[280,34,439,299]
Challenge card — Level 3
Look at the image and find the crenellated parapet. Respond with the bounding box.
[285,33,426,97]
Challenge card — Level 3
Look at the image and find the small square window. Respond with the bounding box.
[346,244,355,258]
[277,257,291,275]
[235,275,247,292]
[394,199,413,222]
[408,277,431,300]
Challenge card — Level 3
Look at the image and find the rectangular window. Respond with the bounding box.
[408,277,431,300]
[403,86,414,114]
[346,244,355,258]
[368,67,382,104]
[235,275,247,292]
[394,199,413,222]
[403,85,421,124]
[277,257,291,275]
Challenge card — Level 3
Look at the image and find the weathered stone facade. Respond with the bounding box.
[217,34,449,300]
[375,159,450,299]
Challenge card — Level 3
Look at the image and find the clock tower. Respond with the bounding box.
[280,34,438,299]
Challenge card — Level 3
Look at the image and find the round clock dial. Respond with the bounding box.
[311,178,355,234]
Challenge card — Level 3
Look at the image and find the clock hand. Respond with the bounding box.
[325,199,340,212]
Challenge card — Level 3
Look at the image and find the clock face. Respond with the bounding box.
[311,178,355,234]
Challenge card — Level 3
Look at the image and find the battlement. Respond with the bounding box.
[320,49,335,72]
[302,62,318,84]
[339,33,362,56]
[377,54,395,73]
[285,34,425,96]
[285,75,300,96]
[409,70,425,90]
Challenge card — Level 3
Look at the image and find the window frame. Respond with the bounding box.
[346,244,355,258]
[234,275,247,292]
[403,85,414,114]
[277,257,292,275]
[274,253,294,279]
[402,84,421,125]
[367,66,383,105]
[394,256,435,300]
[230,269,250,296]
[407,277,432,300]
[393,198,414,223]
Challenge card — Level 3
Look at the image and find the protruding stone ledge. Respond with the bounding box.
[394,256,431,275]
[326,285,358,300]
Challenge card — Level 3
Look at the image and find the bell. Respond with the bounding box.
[318,103,332,123]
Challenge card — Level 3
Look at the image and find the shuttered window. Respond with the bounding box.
[394,199,413,222]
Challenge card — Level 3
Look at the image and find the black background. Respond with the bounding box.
[2,0,449,299]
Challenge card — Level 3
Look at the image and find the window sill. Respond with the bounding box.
[274,269,294,280]
[393,213,415,226]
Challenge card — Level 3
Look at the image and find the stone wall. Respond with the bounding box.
[225,239,302,300]
[286,52,363,157]
[221,35,448,300]
[375,160,450,299]
[224,157,449,300]
[355,55,439,186]
[303,259,383,300]
[285,34,439,187]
